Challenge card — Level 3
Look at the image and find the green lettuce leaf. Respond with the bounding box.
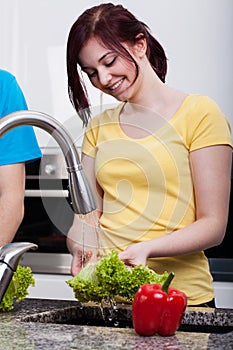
[67,250,169,303]
[67,262,107,303]
[0,265,35,312]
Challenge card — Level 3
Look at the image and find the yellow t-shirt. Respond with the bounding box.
[82,94,232,305]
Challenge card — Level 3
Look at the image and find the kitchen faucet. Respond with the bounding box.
[0,110,97,303]
[0,242,38,302]
[0,110,96,214]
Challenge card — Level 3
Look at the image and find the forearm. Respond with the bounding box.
[119,215,228,268]
[0,163,25,246]
[0,197,24,246]
[144,216,227,259]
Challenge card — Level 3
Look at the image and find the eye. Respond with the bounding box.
[105,56,117,67]
[87,71,97,79]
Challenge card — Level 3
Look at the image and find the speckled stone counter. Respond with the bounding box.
[0,298,232,350]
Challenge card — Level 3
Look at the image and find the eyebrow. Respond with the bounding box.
[81,51,113,70]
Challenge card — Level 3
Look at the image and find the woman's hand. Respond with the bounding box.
[67,211,102,276]
[119,241,150,267]
[70,244,98,276]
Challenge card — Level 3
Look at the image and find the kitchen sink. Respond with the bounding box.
[20,302,233,334]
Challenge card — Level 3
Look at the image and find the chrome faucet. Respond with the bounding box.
[0,110,97,303]
[0,110,96,214]
[0,242,38,302]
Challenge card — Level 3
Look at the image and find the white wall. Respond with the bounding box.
[0,0,232,146]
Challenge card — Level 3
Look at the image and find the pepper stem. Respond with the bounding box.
[161,272,175,294]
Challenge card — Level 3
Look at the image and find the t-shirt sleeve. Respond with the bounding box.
[0,72,42,165]
[186,96,232,152]
[2,74,28,115]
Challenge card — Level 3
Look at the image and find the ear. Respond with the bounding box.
[134,33,147,58]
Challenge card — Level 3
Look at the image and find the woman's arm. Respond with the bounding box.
[67,153,103,275]
[119,145,232,266]
[0,163,25,246]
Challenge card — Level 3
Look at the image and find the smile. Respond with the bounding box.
[109,78,124,91]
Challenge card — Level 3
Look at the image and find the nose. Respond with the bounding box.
[98,68,112,86]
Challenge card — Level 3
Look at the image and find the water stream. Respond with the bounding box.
[77,211,104,268]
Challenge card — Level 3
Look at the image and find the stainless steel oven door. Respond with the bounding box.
[14,148,74,274]
[14,189,74,274]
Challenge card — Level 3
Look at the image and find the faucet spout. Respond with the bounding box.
[0,111,97,304]
[0,242,38,303]
[0,110,97,214]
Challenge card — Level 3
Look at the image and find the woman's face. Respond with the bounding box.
[78,36,143,103]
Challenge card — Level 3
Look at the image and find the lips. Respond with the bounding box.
[109,78,124,91]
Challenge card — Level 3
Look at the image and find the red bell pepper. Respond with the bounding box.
[132,272,187,336]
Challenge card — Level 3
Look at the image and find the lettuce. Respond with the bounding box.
[67,262,107,303]
[67,250,169,303]
[0,265,35,312]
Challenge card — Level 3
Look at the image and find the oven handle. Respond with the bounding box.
[25,189,69,198]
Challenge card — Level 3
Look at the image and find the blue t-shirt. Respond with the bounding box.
[0,69,41,165]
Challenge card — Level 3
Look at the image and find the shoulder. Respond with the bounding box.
[0,69,21,97]
[182,95,232,150]
[0,69,16,86]
[186,94,223,115]
[83,103,123,154]
[87,103,123,129]
[0,69,27,118]
[181,94,229,128]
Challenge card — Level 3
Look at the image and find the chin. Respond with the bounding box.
[114,92,130,102]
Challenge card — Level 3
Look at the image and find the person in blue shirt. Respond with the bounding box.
[0,69,41,246]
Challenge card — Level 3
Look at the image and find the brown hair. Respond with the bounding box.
[67,3,167,126]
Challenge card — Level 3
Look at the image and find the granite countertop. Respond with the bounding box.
[0,298,233,350]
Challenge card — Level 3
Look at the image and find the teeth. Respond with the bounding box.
[111,79,123,90]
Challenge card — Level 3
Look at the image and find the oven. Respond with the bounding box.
[13,147,74,274]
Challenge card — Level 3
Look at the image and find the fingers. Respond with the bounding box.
[81,250,93,267]
[71,253,81,276]
[119,252,137,267]
[71,249,96,276]
[119,250,147,267]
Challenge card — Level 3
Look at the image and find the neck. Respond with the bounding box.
[126,61,187,121]
[128,62,168,108]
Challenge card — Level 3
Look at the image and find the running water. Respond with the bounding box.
[78,211,104,268]
[77,214,123,328]
[98,297,120,327]
[80,214,85,269]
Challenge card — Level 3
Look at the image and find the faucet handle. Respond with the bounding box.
[0,242,38,271]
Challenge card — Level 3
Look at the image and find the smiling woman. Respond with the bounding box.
[65,2,232,307]
[67,3,167,126]
[78,38,135,101]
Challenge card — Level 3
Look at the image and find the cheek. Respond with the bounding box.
[121,59,136,75]
[88,76,101,90]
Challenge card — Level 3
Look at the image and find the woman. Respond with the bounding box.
[66,3,232,306]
